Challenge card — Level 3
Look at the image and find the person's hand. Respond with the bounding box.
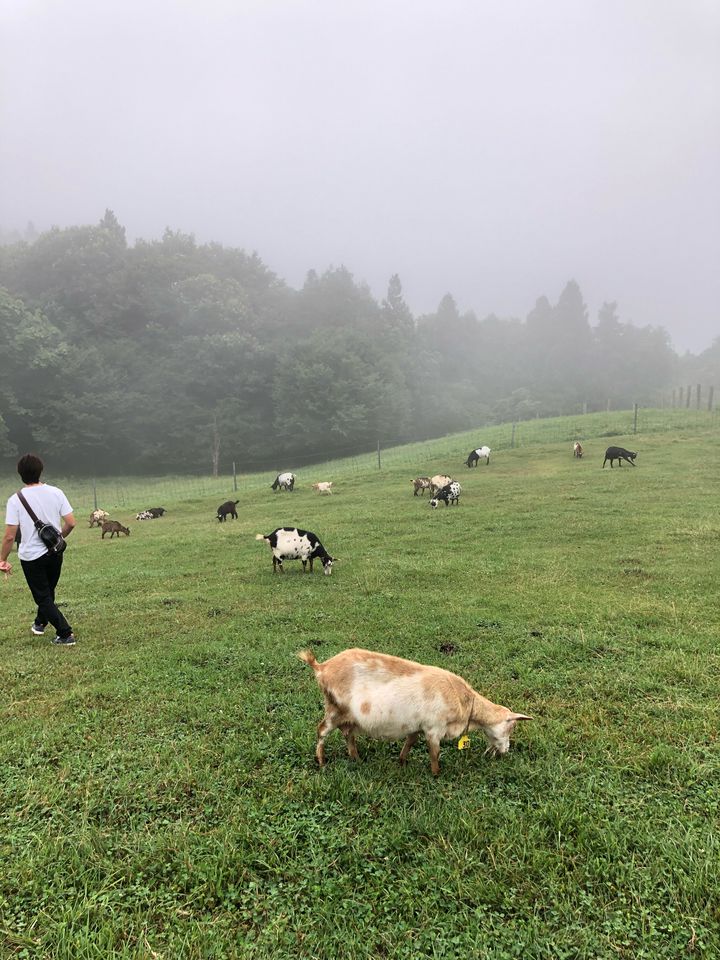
[0,559,12,577]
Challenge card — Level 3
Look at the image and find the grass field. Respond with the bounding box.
[1,418,719,958]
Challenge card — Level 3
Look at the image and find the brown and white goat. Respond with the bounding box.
[573,441,583,458]
[429,474,452,494]
[311,482,333,495]
[411,477,432,496]
[298,647,531,776]
[89,508,110,527]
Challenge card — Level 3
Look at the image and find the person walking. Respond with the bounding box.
[0,454,77,645]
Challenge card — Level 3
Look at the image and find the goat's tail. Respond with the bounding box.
[297,649,320,671]
[255,533,268,542]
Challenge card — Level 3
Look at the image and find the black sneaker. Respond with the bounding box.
[31,622,46,636]
[51,634,76,646]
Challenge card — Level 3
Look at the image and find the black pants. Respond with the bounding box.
[20,553,72,639]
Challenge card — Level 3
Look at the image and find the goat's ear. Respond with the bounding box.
[508,713,533,722]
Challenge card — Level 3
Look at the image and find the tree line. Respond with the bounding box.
[0,211,716,474]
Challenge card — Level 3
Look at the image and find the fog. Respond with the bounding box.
[2,0,718,353]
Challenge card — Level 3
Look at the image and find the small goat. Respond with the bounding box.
[465,446,491,467]
[430,481,461,508]
[573,441,583,458]
[101,520,130,538]
[412,477,432,496]
[136,510,154,521]
[255,527,336,575]
[271,472,295,492]
[298,647,531,776]
[147,507,167,517]
[603,446,637,468]
[311,482,333,495]
[217,500,239,522]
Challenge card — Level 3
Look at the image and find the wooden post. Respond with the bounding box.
[708,386,714,412]
[633,403,638,434]
[696,384,701,410]
[232,461,237,492]
[377,439,381,470]
[678,386,683,407]
[686,386,691,408]
[511,422,516,449]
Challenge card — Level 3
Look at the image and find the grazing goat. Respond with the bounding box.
[217,500,239,522]
[603,446,637,468]
[101,520,130,538]
[298,647,532,776]
[311,482,333,495]
[136,511,154,521]
[271,472,295,492]
[89,509,110,527]
[255,527,336,575]
[148,507,166,517]
[429,474,452,494]
[465,446,491,467]
[412,477,432,496]
[430,481,461,508]
[573,441,584,458]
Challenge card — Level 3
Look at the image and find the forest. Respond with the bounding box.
[0,211,717,475]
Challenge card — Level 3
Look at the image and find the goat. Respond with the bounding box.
[311,482,333,495]
[147,507,167,517]
[603,446,637,468]
[429,474,452,494]
[298,647,532,776]
[412,477,432,496]
[217,500,239,522]
[573,442,583,458]
[271,472,295,492]
[136,511,154,521]
[255,527,336,575]
[430,481,461,508]
[89,509,110,527]
[101,520,130,538]
[465,446,491,467]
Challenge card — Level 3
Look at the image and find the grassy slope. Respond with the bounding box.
[1,421,718,958]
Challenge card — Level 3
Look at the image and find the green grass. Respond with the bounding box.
[1,416,719,958]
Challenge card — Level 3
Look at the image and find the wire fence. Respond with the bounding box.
[2,405,718,514]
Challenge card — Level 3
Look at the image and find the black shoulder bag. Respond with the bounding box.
[16,490,67,555]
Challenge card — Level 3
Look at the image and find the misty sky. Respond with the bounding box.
[2,0,719,353]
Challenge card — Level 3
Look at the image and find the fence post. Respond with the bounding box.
[582,401,587,416]
[232,461,237,492]
[606,398,611,412]
[511,422,516,449]
[92,479,98,510]
[686,386,691,408]
[377,440,381,470]
[708,386,714,412]
[633,403,638,434]
[696,384,701,410]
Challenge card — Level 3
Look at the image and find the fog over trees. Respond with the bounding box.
[1,212,714,474]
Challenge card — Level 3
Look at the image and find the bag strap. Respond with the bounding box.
[16,490,44,530]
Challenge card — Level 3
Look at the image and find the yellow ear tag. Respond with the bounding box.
[457,735,470,751]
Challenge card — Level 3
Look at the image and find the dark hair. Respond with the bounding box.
[17,453,44,485]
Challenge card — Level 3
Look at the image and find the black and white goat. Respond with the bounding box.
[465,446,491,467]
[255,527,336,575]
[271,472,295,492]
[430,481,461,508]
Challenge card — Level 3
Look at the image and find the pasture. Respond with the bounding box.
[1,421,719,958]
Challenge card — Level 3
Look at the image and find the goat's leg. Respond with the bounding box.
[341,725,360,761]
[398,732,419,765]
[316,714,338,766]
[424,733,442,776]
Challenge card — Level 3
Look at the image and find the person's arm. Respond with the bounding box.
[0,523,18,568]
[61,513,76,538]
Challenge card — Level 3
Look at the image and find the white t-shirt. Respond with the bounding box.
[5,484,73,561]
